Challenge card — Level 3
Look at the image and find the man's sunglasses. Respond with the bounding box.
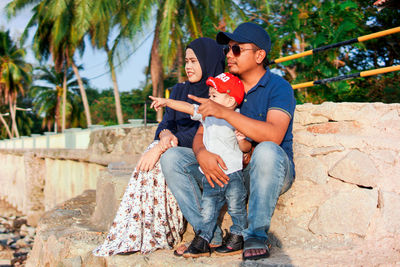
[223,44,258,56]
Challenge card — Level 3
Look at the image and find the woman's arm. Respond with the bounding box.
[136,143,163,172]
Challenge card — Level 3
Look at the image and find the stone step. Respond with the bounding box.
[25,187,400,267]
[90,165,134,232]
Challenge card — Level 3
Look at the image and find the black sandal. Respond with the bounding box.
[173,243,189,257]
[242,238,270,261]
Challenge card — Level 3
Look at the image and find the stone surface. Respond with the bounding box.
[306,121,361,135]
[90,169,132,231]
[311,102,362,121]
[328,150,379,187]
[294,156,328,184]
[26,190,100,267]
[88,126,157,156]
[23,153,45,227]
[380,191,400,235]
[308,187,378,236]
[59,256,82,267]
[25,188,400,267]
[0,201,35,266]
[309,145,345,156]
[293,104,329,126]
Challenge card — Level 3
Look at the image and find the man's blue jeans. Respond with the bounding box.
[160,141,294,245]
[199,170,247,243]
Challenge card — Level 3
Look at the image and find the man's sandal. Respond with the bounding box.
[242,238,271,261]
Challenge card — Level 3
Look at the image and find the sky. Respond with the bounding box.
[0,0,153,92]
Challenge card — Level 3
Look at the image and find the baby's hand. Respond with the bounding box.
[235,129,246,142]
[149,96,167,111]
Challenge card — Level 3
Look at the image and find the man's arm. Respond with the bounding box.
[223,108,290,145]
[188,95,290,145]
[192,125,229,188]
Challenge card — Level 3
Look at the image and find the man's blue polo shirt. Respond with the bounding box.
[240,68,296,173]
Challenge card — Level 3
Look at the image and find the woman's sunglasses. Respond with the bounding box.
[223,44,258,56]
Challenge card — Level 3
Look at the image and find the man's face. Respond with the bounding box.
[226,41,261,76]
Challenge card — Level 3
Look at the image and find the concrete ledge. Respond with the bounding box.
[90,169,133,232]
[0,149,142,166]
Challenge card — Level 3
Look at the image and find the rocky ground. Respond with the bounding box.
[24,190,400,267]
[0,200,36,267]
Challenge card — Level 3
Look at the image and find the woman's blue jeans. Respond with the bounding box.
[160,141,294,245]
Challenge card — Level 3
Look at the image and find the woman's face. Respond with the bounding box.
[185,48,202,83]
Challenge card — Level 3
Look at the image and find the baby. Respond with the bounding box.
[150,72,250,257]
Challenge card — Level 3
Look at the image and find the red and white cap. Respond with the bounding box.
[206,72,245,105]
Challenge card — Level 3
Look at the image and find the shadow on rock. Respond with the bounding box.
[240,232,293,267]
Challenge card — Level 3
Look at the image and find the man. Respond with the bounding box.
[161,22,296,261]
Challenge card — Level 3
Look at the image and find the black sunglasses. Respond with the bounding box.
[223,44,258,56]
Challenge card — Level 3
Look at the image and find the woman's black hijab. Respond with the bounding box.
[154,37,225,145]
[185,37,225,99]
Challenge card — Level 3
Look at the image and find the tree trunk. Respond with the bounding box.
[9,97,19,138]
[71,61,92,127]
[105,45,124,124]
[177,40,185,83]
[0,114,12,139]
[55,86,62,133]
[150,15,164,122]
[62,66,67,132]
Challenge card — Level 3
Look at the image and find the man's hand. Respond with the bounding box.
[188,94,227,120]
[196,148,229,188]
[149,96,168,111]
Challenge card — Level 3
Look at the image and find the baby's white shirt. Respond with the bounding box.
[191,104,242,175]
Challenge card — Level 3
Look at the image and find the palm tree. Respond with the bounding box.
[0,30,32,138]
[0,111,12,139]
[87,0,124,124]
[119,0,247,121]
[30,64,88,132]
[7,0,93,131]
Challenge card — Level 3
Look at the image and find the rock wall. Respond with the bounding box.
[270,102,400,251]
[0,126,157,227]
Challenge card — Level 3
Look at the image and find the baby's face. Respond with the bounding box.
[209,87,233,107]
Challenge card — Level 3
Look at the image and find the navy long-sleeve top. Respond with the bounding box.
[153,37,225,148]
[154,82,208,148]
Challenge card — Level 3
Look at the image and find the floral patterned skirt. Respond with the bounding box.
[93,141,184,255]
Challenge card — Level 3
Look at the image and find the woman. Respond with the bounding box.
[93,37,225,255]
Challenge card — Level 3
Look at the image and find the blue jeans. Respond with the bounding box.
[199,170,247,242]
[161,141,294,246]
[242,141,294,244]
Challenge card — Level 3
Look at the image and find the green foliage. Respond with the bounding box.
[89,85,157,126]
[30,64,88,131]
[251,0,399,103]
[3,0,400,139]
[0,30,32,138]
